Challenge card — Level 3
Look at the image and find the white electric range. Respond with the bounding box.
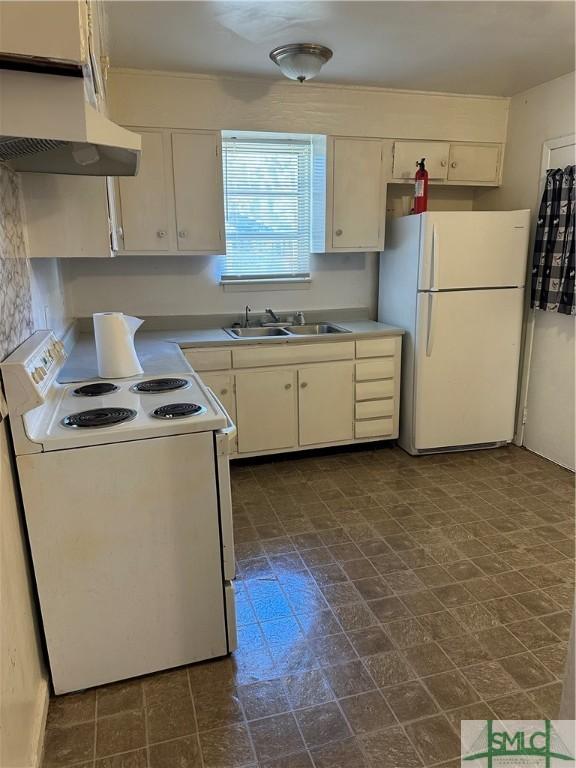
[1,330,237,694]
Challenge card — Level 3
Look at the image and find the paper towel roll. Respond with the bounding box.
[93,313,144,378]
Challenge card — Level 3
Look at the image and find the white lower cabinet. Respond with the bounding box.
[298,363,354,446]
[235,369,297,454]
[188,335,402,457]
[201,373,238,452]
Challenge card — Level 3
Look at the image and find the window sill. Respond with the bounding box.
[221,278,312,292]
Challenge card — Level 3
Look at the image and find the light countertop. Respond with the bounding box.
[59,319,404,383]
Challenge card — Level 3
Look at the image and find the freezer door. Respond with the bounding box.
[418,211,530,290]
[413,288,524,451]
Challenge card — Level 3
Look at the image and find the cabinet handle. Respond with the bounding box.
[335,228,343,237]
[157,229,167,238]
[178,229,188,238]
[300,382,308,389]
[284,383,292,390]
[451,162,458,168]
[221,388,228,395]
[440,160,447,167]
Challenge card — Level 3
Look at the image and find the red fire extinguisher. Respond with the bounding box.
[413,158,429,214]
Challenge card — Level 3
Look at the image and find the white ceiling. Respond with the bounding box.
[105,1,575,96]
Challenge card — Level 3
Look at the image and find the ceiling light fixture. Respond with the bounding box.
[269,43,333,83]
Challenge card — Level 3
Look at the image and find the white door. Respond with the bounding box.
[235,369,297,453]
[418,211,530,290]
[117,130,173,252]
[201,373,237,453]
[331,138,385,250]
[522,138,576,470]
[298,363,354,445]
[21,175,111,258]
[172,131,225,253]
[414,288,524,450]
[17,432,227,694]
[447,144,501,183]
[393,141,450,180]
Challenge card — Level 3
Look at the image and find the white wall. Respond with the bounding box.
[0,167,49,768]
[476,71,575,470]
[63,186,476,320]
[64,68,485,319]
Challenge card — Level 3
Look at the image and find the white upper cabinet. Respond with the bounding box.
[447,143,501,183]
[312,136,388,253]
[113,128,225,256]
[116,130,174,252]
[392,140,502,185]
[21,175,112,258]
[393,141,450,180]
[0,0,89,63]
[172,132,225,254]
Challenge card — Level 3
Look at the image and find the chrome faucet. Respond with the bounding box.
[264,307,280,323]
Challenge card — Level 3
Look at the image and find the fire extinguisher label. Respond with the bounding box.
[415,180,425,197]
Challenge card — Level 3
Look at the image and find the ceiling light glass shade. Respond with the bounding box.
[269,44,333,83]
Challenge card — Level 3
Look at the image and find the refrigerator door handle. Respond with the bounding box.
[426,293,436,357]
[430,225,439,291]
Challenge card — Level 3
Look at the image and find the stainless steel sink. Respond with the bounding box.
[225,327,290,338]
[285,323,349,335]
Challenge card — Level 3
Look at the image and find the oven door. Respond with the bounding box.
[211,390,237,581]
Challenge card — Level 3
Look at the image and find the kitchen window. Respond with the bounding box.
[221,133,312,283]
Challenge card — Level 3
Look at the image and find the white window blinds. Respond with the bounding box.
[221,137,311,281]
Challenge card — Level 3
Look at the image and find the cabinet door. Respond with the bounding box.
[235,370,297,453]
[172,132,225,253]
[393,141,450,180]
[298,363,354,446]
[447,144,501,183]
[117,130,174,252]
[331,138,385,251]
[201,374,236,423]
[21,175,111,258]
[201,373,237,452]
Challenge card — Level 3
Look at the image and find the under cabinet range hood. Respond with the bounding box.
[0,70,141,175]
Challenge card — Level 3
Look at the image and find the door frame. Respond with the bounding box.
[514,133,576,446]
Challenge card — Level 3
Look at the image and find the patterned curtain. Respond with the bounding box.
[530,164,575,315]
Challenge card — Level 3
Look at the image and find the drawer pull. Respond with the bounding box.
[285,383,292,390]
[300,382,308,389]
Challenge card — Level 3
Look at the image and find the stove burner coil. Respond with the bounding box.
[151,403,206,420]
[61,407,137,429]
[131,378,190,394]
[73,382,119,397]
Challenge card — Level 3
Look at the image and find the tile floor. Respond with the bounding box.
[42,445,574,768]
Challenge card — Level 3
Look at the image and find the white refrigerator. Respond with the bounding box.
[379,210,530,455]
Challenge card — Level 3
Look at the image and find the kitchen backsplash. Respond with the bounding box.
[0,166,69,362]
[0,167,33,361]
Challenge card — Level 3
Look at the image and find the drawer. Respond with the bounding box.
[356,337,397,359]
[356,359,395,381]
[355,399,394,420]
[184,348,232,371]
[355,417,394,439]
[232,342,354,369]
[356,379,395,401]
